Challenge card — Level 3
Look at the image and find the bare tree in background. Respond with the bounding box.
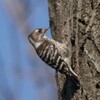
[1,0,58,100]
[48,0,100,100]
[3,0,47,34]
[0,1,32,100]
[2,0,32,33]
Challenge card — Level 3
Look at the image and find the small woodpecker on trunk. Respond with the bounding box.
[28,28,78,79]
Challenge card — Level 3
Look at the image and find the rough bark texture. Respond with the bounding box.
[48,0,100,100]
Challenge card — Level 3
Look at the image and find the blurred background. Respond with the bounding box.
[0,0,58,100]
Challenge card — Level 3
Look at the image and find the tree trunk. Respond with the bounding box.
[48,0,100,100]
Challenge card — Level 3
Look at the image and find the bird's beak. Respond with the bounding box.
[44,27,50,34]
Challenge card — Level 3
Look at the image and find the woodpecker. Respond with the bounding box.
[28,28,78,79]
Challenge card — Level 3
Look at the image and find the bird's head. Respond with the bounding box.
[28,28,49,48]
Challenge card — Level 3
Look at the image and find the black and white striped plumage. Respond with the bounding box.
[28,28,78,78]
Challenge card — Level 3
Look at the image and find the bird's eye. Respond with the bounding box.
[38,29,42,33]
[35,29,42,33]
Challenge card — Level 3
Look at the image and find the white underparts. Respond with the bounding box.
[29,37,42,48]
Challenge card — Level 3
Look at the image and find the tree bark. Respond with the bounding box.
[48,0,100,100]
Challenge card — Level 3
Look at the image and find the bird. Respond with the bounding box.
[28,28,78,79]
